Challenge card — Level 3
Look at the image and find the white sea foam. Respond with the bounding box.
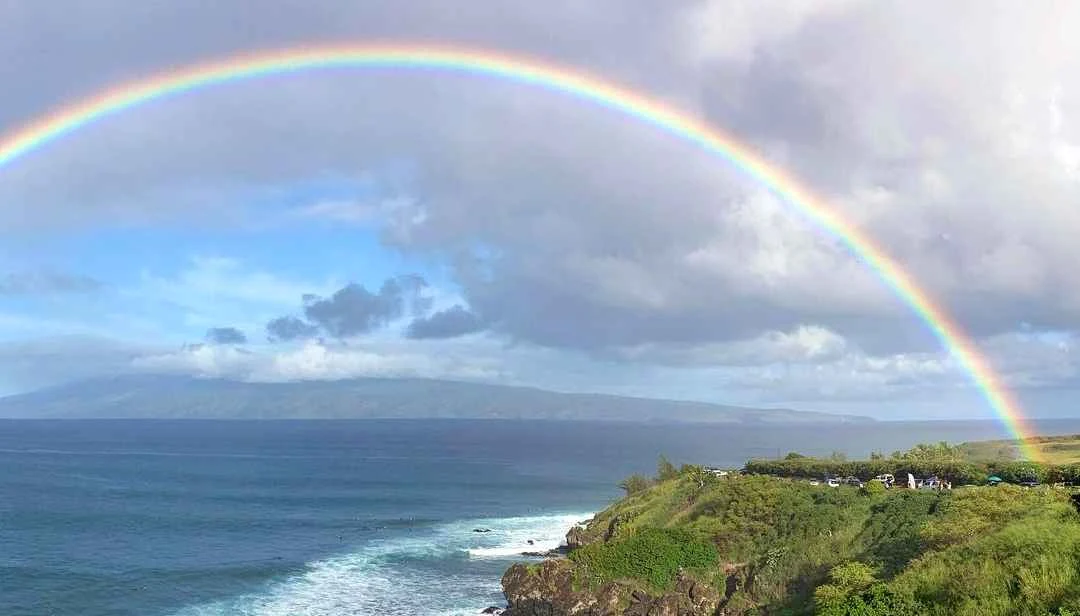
[465,513,584,558]
[173,511,591,616]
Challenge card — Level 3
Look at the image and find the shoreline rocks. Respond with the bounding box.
[500,559,725,616]
[519,545,569,558]
[495,517,756,615]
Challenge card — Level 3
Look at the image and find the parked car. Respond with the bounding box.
[874,474,895,488]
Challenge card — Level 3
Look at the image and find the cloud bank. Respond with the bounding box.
[1,2,1079,418]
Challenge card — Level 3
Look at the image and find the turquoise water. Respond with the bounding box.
[3,418,1079,615]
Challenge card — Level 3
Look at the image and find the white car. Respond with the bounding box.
[826,478,841,488]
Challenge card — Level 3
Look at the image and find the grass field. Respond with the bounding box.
[958,434,1080,464]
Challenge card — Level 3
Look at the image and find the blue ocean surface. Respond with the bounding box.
[4,418,1080,616]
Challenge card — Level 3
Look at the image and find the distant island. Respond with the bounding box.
[0,374,872,423]
[497,439,1080,615]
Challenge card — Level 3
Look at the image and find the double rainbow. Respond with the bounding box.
[0,43,1036,458]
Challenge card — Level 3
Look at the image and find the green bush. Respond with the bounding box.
[856,491,942,576]
[989,461,1048,484]
[568,527,719,591]
[744,457,988,486]
[862,480,886,496]
[815,562,925,615]
[817,583,925,616]
[618,473,654,496]
[656,455,679,482]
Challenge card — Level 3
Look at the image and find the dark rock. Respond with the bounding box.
[519,546,568,558]
[623,573,721,616]
[481,607,506,615]
[565,525,588,550]
[603,515,625,542]
[502,560,627,616]
[474,528,493,533]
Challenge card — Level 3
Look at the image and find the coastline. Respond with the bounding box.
[492,440,1080,616]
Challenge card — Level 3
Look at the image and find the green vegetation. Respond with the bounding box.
[956,433,1080,465]
[744,439,1080,486]
[569,527,719,591]
[552,443,1080,615]
[617,473,653,496]
[656,455,679,481]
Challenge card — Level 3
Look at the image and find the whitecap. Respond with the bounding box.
[172,511,591,616]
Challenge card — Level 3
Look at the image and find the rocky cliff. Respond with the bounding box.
[502,558,739,616]
[499,465,1080,615]
[500,524,754,616]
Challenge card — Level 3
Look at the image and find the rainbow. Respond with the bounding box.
[0,43,1038,458]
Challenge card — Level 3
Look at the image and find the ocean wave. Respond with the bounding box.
[172,511,592,616]
[464,513,585,559]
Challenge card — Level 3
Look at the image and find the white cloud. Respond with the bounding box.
[136,256,338,308]
[291,199,379,225]
[6,2,1080,415]
[612,325,849,366]
[131,339,507,383]
[286,196,418,228]
[123,255,343,339]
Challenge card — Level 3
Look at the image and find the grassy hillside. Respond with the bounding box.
[956,433,1080,464]
[538,456,1080,615]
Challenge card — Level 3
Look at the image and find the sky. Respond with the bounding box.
[1,1,1080,419]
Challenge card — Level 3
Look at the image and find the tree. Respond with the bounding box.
[681,464,711,489]
[657,455,679,481]
[619,474,653,496]
[785,452,807,460]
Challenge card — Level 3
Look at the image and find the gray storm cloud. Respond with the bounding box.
[1,1,1080,402]
[405,305,485,339]
[266,316,319,343]
[266,276,432,342]
[204,327,248,345]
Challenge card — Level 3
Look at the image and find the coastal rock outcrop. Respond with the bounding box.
[565,524,590,550]
[501,560,724,616]
[501,559,627,616]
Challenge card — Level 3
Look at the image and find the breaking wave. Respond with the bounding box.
[173,512,591,616]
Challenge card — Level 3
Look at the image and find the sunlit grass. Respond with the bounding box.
[561,462,1080,614]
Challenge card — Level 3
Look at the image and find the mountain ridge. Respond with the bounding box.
[0,374,874,423]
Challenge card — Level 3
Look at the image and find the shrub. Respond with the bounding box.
[857,491,942,576]
[814,562,926,615]
[619,473,654,496]
[862,480,886,496]
[656,455,679,482]
[568,527,719,591]
[817,583,925,616]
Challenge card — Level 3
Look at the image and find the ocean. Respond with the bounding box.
[4,418,1080,616]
